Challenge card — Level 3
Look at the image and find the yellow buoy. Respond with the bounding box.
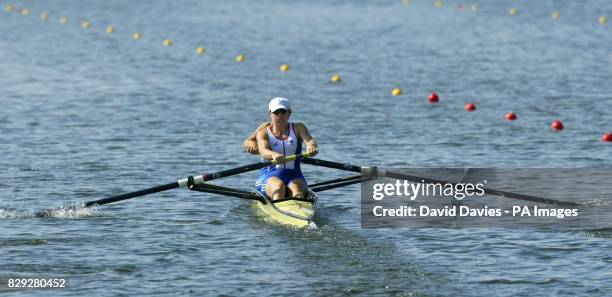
[509,8,517,16]
[471,4,479,12]
[82,21,91,29]
[280,64,290,72]
[330,74,342,83]
[59,16,68,24]
[551,11,560,20]
[435,0,443,9]
[133,32,142,40]
[235,54,245,63]
[599,15,607,24]
[402,0,411,5]
[5,4,14,12]
[163,39,173,46]
[22,8,30,16]
[196,46,206,54]
[392,88,403,96]
[106,26,115,34]
[40,12,49,21]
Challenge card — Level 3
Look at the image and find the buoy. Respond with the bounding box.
[551,120,564,131]
[551,12,560,20]
[330,74,341,83]
[471,4,479,12]
[428,92,439,103]
[280,64,290,72]
[59,16,68,24]
[106,26,115,34]
[509,8,518,16]
[132,32,142,40]
[465,103,476,112]
[82,21,90,29]
[392,88,403,96]
[163,39,173,46]
[602,132,612,142]
[235,54,245,63]
[505,112,517,121]
[196,46,206,54]
[435,0,443,9]
[40,12,49,21]
[402,0,411,6]
[599,16,607,24]
[21,8,30,16]
[4,4,14,12]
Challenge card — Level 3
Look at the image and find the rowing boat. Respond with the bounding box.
[254,189,318,227]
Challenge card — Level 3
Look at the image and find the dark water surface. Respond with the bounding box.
[1,0,611,296]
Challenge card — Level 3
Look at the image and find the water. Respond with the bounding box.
[1,0,611,296]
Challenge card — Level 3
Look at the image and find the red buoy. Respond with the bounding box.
[465,103,476,112]
[428,92,439,103]
[551,120,564,131]
[505,112,517,121]
[602,132,612,142]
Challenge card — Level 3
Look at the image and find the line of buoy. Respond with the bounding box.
[4,3,609,142]
[413,2,607,25]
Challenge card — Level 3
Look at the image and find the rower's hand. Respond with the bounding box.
[307,144,318,157]
[271,153,286,164]
[243,140,259,154]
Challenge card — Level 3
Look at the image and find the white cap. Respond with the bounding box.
[268,97,291,112]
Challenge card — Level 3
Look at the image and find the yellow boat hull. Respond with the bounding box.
[254,190,318,227]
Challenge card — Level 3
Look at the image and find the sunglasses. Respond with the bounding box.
[272,109,288,115]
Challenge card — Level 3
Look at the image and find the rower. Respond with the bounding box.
[248,97,319,200]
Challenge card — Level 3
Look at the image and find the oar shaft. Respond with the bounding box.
[84,182,179,207]
[302,158,362,173]
[80,153,310,207]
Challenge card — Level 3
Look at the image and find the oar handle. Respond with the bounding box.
[271,152,311,165]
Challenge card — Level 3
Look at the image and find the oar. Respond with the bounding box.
[302,158,580,207]
[35,153,310,217]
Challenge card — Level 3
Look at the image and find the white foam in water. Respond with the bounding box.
[0,208,26,220]
[0,202,97,220]
[43,202,97,219]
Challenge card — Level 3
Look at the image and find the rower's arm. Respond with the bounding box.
[294,122,318,156]
[243,122,269,154]
[256,130,285,162]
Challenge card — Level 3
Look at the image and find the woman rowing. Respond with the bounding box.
[243,97,318,200]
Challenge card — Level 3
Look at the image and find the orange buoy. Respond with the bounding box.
[428,92,439,103]
[602,132,612,142]
[465,103,476,112]
[505,112,517,121]
[551,120,564,131]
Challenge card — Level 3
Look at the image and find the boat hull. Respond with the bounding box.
[254,190,318,227]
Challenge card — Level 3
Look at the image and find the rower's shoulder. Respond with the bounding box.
[292,122,307,129]
[257,121,271,130]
